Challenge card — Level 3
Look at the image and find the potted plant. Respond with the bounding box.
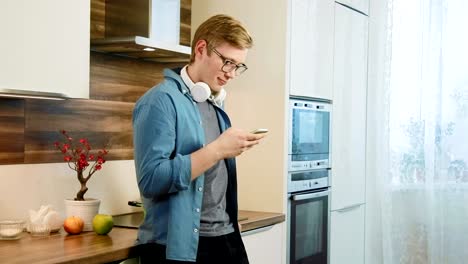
[54,130,109,231]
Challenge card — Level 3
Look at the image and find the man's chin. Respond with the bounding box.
[210,86,223,95]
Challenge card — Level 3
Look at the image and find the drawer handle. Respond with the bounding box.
[335,203,363,213]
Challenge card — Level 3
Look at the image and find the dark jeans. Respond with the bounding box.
[135,232,249,264]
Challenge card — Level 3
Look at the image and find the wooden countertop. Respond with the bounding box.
[0,228,137,264]
[238,210,285,233]
[0,210,284,264]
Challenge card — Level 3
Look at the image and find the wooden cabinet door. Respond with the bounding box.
[289,0,334,100]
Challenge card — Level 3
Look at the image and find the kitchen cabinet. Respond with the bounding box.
[330,3,368,264]
[289,0,335,100]
[330,2,368,210]
[330,204,365,264]
[242,223,284,264]
[0,0,90,98]
[336,0,369,15]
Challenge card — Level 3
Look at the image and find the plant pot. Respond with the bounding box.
[64,198,101,231]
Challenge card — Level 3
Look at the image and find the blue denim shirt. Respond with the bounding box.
[132,68,241,262]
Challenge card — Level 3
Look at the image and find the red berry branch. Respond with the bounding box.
[54,130,109,201]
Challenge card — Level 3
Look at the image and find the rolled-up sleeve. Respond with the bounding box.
[133,92,192,199]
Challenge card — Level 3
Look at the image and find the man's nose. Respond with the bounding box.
[225,69,236,79]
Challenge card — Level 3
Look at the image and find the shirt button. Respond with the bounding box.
[198,186,203,192]
[202,144,205,147]
[193,102,196,105]
[194,228,198,233]
[199,121,202,125]
[196,208,200,213]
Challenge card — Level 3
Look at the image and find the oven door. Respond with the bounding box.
[289,99,331,170]
[288,188,330,264]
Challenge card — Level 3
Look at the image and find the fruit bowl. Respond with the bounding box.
[0,220,25,240]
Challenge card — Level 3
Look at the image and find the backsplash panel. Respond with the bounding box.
[0,99,24,164]
[24,98,134,163]
[90,52,182,102]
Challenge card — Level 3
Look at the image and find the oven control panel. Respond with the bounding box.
[289,159,329,172]
[288,178,329,193]
[287,169,330,193]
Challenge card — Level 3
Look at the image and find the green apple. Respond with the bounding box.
[92,214,114,235]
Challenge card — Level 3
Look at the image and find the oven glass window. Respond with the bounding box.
[291,108,330,160]
[296,202,323,258]
[290,193,328,263]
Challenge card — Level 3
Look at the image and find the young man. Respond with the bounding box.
[132,14,266,263]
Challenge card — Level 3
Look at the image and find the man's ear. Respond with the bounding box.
[194,39,208,59]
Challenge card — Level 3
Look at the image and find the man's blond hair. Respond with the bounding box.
[190,14,253,63]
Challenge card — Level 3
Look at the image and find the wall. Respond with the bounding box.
[0,160,141,219]
[192,0,289,214]
[192,4,289,264]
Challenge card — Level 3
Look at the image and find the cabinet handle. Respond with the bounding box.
[335,1,368,16]
[334,203,363,213]
[292,190,330,201]
[241,225,274,237]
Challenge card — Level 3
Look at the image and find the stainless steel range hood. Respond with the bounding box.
[91,0,191,63]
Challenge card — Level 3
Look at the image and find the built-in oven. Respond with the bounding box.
[287,169,330,264]
[288,97,331,172]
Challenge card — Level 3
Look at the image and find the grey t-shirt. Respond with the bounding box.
[197,101,234,237]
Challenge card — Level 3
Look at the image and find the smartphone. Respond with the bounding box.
[251,128,269,134]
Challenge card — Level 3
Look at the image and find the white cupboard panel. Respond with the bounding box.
[336,0,369,15]
[331,4,368,210]
[330,204,365,264]
[290,0,334,99]
[0,0,90,98]
[242,223,284,264]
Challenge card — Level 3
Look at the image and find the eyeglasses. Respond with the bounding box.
[210,47,248,76]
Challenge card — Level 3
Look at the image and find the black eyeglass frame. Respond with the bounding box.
[210,47,248,76]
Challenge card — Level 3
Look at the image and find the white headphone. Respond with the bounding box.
[180,66,226,107]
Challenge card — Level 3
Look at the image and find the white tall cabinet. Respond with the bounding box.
[330,2,368,264]
[289,0,335,100]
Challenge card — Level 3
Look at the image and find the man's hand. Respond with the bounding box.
[191,128,267,180]
[210,127,267,159]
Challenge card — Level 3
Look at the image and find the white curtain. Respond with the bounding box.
[370,0,468,263]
